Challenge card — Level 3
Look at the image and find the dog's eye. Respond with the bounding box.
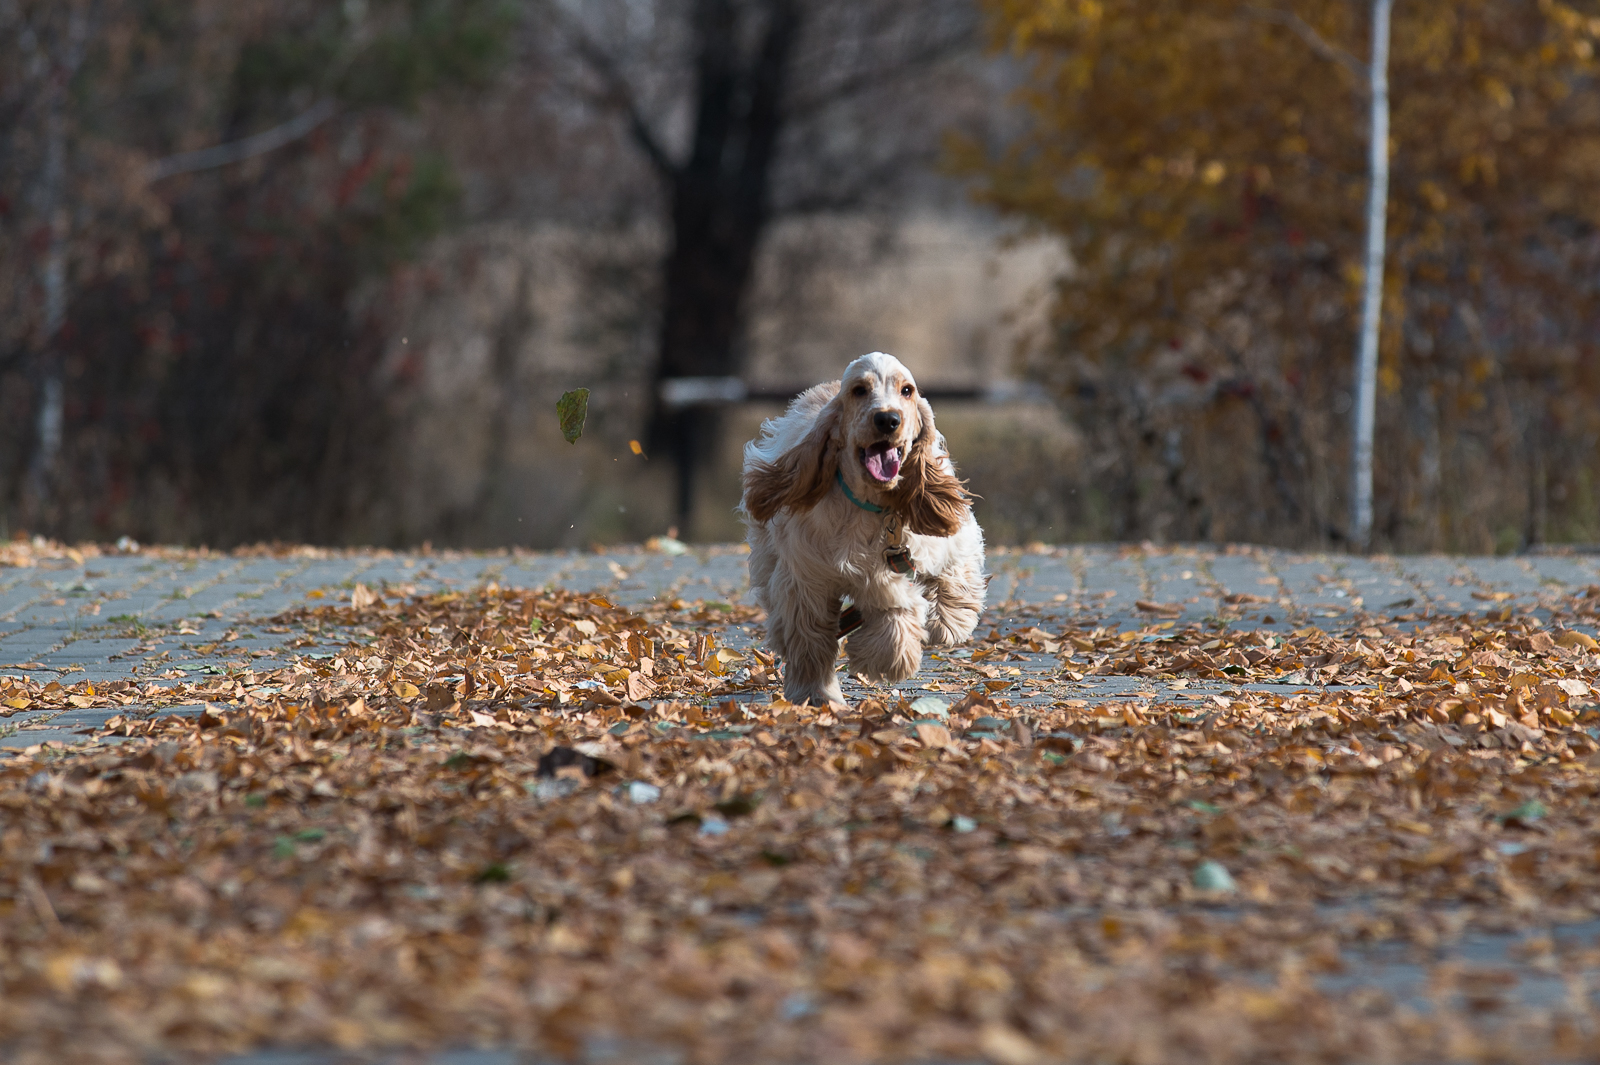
[900,384,915,397]
[852,385,868,397]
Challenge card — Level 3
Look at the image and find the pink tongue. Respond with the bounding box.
[864,447,901,482]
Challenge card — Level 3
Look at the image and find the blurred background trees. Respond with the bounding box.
[1,0,516,543]
[963,0,1600,551]
[3,0,1599,552]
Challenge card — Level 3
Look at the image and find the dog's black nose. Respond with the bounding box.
[873,410,901,434]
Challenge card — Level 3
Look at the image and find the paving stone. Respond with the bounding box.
[355,567,424,591]
[0,672,75,688]
[1013,560,1078,602]
[1461,557,1544,594]
[6,595,91,626]
[154,583,263,618]
[600,555,686,607]
[35,707,122,731]
[1527,555,1599,588]
[279,560,376,592]
[104,589,197,617]
[0,577,51,604]
[497,557,574,591]
[1317,918,1600,1014]
[1005,551,1076,603]
[77,567,156,592]
[1077,554,1144,606]
[418,559,506,586]
[0,729,103,749]
[1199,555,1270,598]
[1145,562,1210,620]
[71,666,152,684]
[133,703,210,718]
[234,590,312,615]
[226,558,308,583]
[1395,556,1467,602]
[1271,558,1341,605]
[30,638,144,664]
[0,635,64,663]
[1345,566,1417,611]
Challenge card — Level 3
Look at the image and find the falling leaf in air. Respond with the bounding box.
[558,388,590,444]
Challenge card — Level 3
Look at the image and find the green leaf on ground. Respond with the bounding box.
[1193,860,1237,893]
[1500,800,1549,825]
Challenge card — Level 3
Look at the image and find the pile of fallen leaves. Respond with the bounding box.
[6,588,1600,1062]
[0,534,535,573]
[0,537,113,569]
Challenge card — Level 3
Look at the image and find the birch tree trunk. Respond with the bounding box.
[1350,0,1393,550]
[25,3,92,521]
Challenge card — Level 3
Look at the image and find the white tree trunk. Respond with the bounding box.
[26,4,92,512]
[1350,0,1393,550]
[34,88,68,483]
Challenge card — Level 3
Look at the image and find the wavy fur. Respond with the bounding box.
[884,396,973,537]
[740,353,987,705]
[741,385,842,522]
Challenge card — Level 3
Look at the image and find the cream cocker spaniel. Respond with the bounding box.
[741,352,987,705]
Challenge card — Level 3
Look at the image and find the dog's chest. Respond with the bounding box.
[800,498,884,573]
[823,501,928,585]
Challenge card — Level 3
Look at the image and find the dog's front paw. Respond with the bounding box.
[847,650,920,684]
[784,672,845,707]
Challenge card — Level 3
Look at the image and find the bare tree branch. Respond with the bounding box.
[566,33,681,183]
[775,150,921,216]
[785,27,974,120]
[531,0,681,184]
[144,99,337,183]
[1245,5,1367,86]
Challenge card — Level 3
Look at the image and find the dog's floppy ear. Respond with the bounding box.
[743,393,844,522]
[887,396,971,537]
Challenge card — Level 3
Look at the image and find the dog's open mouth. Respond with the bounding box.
[860,441,903,483]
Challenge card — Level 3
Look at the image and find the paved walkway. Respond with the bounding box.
[6,543,1600,1063]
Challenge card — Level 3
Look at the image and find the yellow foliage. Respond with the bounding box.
[961,0,1600,548]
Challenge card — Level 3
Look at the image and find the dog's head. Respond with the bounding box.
[743,352,971,537]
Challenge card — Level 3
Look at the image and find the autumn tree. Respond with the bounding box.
[0,0,516,542]
[964,0,1600,550]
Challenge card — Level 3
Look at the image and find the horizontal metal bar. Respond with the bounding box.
[659,377,1047,409]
